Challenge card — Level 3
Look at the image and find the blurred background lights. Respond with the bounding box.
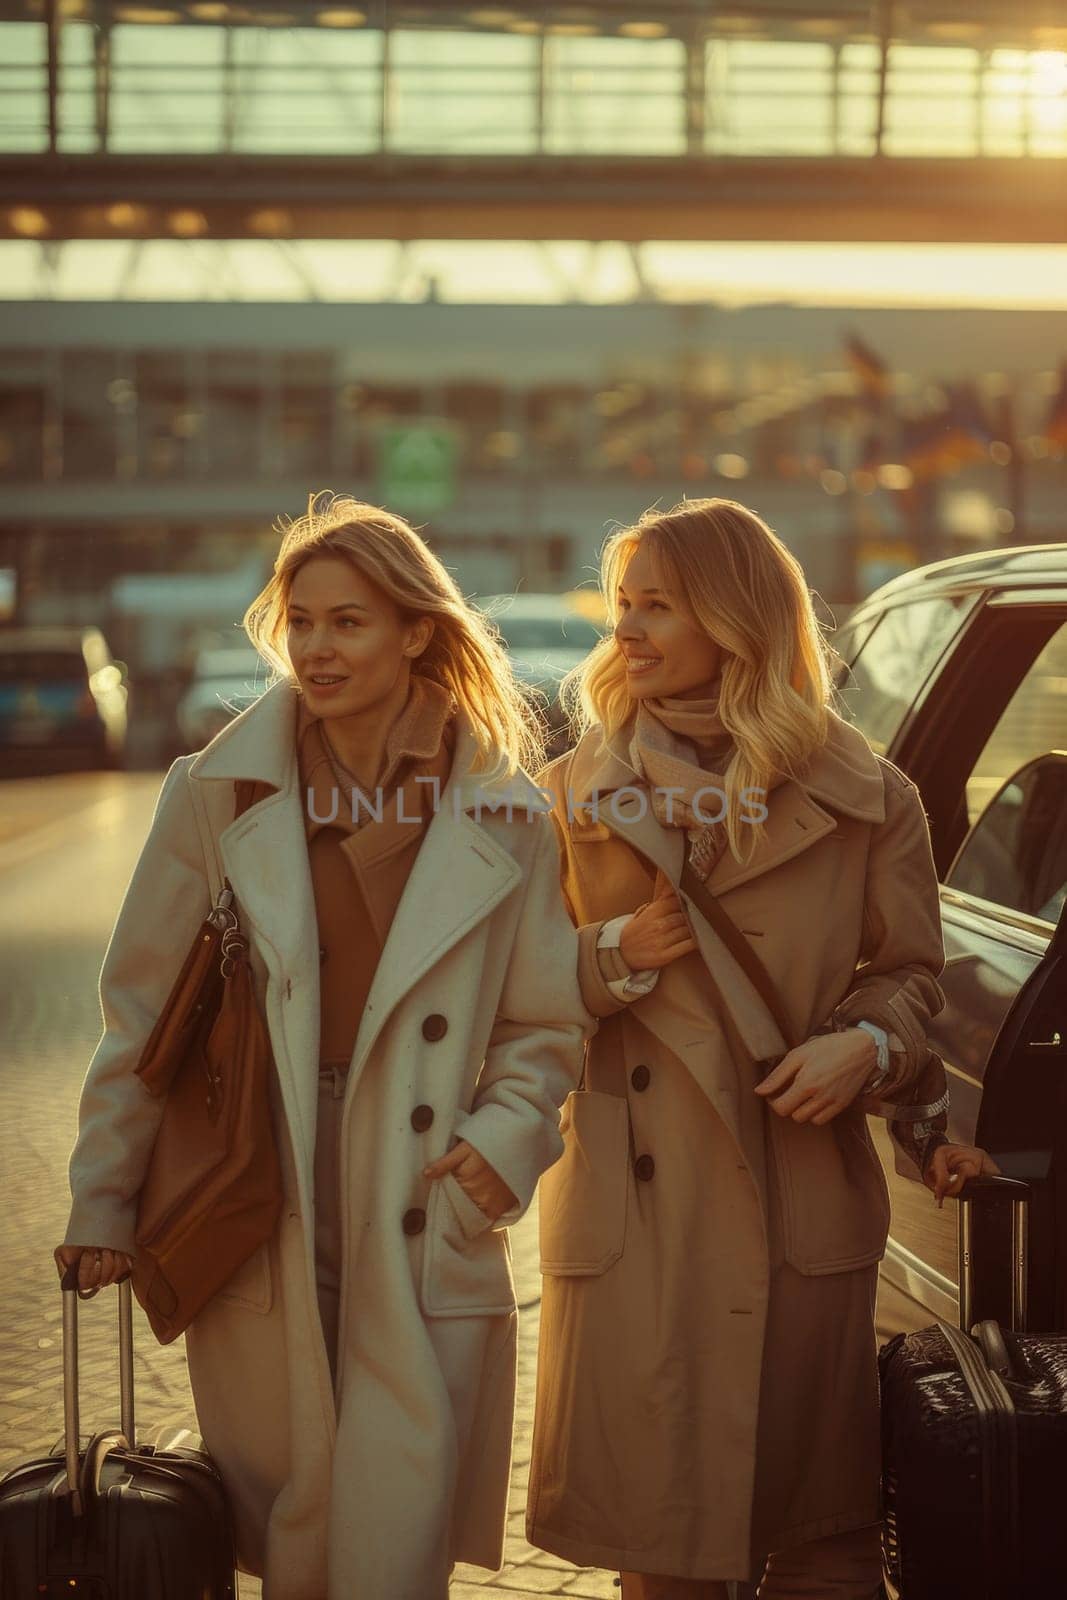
[1032,51,1067,94]
[247,210,293,236]
[10,209,48,238]
[167,210,209,239]
[113,6,181,20]
[877,464,915,491]
[105,204,148,231]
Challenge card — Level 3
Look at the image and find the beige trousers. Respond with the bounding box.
[620,1521,884,1599]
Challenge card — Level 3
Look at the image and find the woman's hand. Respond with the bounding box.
[619,875,698,971]
[924,1143,1002,1208]
[54,1243,134,1292]
[423,1142,519,1225]
[754,1028,877,1125]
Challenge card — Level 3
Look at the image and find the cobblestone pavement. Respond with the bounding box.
[0,772,929,1599]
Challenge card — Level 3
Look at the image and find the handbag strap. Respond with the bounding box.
[679,855,796,1054]
[188,772,264,907]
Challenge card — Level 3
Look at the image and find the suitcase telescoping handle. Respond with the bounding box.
[958,1173,1031,1336]
[59,1265,136,1514]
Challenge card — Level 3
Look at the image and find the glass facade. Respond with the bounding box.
[2,8,1065,160]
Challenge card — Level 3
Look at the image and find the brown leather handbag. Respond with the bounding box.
[130,779,283,1344]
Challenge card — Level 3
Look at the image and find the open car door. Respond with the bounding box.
[974,871,1067,1329]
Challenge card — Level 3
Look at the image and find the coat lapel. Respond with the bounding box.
[188,681,321,1176]
[592,783,787,1061]
[344,723,540,1101]
[184,685,546,1180]
[570,714,883,886]
[703,783,838,895]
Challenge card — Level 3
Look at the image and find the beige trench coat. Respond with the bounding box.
[63,680,590,1600]
[525,710,946,1583]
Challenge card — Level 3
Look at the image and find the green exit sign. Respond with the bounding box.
[377,424,458,516]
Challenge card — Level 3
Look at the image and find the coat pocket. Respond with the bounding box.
[213,1238,273,1315]
[539,1090,629,1276]
[769,1107,891,1276]
[420,1172,517,1319]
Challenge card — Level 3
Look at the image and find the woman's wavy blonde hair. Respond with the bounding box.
[244,494,545,776]
[562,497,839,865]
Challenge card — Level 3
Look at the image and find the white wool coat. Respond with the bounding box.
[64,680,591,1600]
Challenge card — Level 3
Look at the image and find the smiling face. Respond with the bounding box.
[285,553,432,720]
[614,538,723,701]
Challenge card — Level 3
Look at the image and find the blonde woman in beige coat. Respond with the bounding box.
[54,497,591,1600]
[526,499,985,1599]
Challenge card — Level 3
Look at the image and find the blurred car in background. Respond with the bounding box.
[478,591,606,759]
[177,644,269,753]
[0,626,128,776]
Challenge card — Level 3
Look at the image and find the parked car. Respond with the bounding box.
[478,591,605,757]
[832,544,1067,1331]
[176,644,268,752]
[0,626,128,775]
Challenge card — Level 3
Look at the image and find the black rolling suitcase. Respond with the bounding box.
[880,1174,1067,1600]
[0,1267,237,1599]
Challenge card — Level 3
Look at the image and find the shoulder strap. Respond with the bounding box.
[188,775,265,906]
[680,856,797,1053]
[187,771,226,904]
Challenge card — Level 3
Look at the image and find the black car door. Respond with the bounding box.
[837,588,1067,1324]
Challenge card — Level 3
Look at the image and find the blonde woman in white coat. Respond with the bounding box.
[53,496,591,1600]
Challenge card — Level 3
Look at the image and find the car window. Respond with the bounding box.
[961,621,1067,827]
[946,752,1067,927]
[834,595,969,754]
[830,612,880,687]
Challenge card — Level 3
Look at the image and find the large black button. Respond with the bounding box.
[402,1208,426,1236]
[630,1064,651,1092]
[422,1014,448,1042]
[634,1154,656,1183]
[411,1104,435,1133]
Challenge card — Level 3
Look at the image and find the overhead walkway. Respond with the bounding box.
[1,0,1066,241]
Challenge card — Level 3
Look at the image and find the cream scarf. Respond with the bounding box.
[628,679,787,881]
